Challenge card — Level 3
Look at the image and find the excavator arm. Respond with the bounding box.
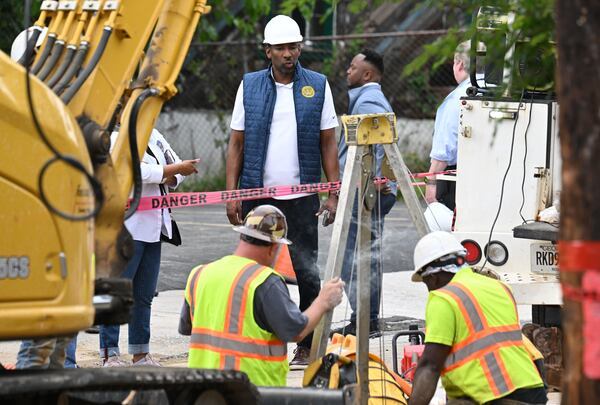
[0,0,210,339]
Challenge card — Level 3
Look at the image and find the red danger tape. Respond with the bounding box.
[558,241,600,272]
[133,181,341,211]
[409,169,456,179]
[129,170,455,212]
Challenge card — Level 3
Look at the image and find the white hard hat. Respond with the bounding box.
[263,15,303,45]
[412,231,466,282]
[424,202,453,232]
[10,26,48,61]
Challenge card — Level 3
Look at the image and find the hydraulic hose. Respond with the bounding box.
[30,33,56,74]
[124,88,160,220]
[22,0,102,222]
[53,43,89,95]
[17,28,41,67]
[37,40,65,81]
[61,27,112,104]
[46,46,75,88]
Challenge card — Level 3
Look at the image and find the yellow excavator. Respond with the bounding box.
[0,1,274,403]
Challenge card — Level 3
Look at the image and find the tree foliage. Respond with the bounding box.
[0,0,41,54]
[403,0,555,77]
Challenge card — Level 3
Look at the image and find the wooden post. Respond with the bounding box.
[556,0,600,403]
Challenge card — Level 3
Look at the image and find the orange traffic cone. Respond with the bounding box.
[274,244,297,284]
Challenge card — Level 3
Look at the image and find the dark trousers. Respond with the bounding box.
[242,194,321,349]
[436,164,456,211]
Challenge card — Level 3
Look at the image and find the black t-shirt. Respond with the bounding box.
[179,274,307,342]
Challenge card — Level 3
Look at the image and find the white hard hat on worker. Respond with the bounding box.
[412,231,466,282]
[10,26,48,62]
[263,15,303,45]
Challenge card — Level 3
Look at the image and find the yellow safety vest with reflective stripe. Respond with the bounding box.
[185,255,288,386]
[431,268,544,403]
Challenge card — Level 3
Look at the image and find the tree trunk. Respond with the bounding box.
[556,0,600,403]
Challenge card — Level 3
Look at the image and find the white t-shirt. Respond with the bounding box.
[230,76,338,199]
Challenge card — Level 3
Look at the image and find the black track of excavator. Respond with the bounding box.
[0,367,258,405]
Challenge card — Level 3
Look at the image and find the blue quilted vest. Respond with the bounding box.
[240,63,326,189]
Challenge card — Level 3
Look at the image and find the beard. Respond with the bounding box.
[275,61,295,76]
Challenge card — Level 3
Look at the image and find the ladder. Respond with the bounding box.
[310,113,430,404]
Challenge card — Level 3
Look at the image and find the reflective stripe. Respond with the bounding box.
[479,356,499,397]
[440,280,517,397]
[190,332,287,359]
[444,329,522,368]
[223,355,236,369]
[440,284,486,332]
[188,265,205,321]
[225,263,264,334]
[484,352,510,393]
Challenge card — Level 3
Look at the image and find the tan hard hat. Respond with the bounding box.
[233,205,292,245]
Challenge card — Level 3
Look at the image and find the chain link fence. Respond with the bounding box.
[0,24,456,190]
[157,31,457,189]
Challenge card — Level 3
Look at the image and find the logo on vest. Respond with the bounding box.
[301,86,315,98]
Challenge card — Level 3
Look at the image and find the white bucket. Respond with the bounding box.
[424,202,453,232]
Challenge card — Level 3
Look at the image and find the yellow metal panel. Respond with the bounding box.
[67,0,167,126]
[0,53,94,339]
[341,113,398,146]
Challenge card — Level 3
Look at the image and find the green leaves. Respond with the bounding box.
[403,0,555,87]
[0,0,42,54]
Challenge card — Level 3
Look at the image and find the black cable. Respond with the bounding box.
[17,27,41,67]
[62,27,112,104]
[31,33,56,74]
[124,88,160,220]
[37,40,64,81]
[53,43,89,94]
[46,45,75,88]
[481,91,526,269]
[518,91,536,223]
[24,1,104,221]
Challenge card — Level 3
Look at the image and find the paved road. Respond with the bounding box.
[158,201,420,291]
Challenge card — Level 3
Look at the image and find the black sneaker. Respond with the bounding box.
[330,322,356,337]
[289,346,311,370]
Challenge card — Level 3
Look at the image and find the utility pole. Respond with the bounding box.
[556,0,600,403]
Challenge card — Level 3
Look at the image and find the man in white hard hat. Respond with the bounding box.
[409,231,546,405]
[225,15,340,368]
[425,41,471,211]
[180,205,344,386]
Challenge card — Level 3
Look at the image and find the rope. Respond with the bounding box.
[375,181,387,402]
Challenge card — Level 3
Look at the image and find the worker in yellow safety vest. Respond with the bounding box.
[409,232,547,405]
[178,205,344,386]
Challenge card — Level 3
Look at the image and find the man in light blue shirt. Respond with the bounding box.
[425,42,471,210]
[333,49,396,337]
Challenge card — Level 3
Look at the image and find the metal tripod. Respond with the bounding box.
[310,113,430,404]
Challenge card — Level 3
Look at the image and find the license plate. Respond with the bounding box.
[530,243,558,274]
